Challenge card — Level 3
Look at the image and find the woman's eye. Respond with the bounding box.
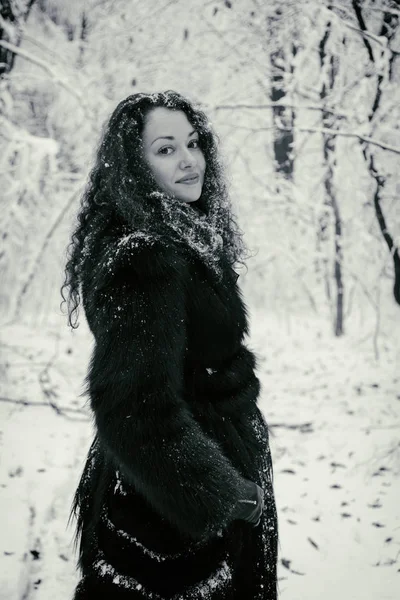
[158,140,200,155]
[158,146,173,155]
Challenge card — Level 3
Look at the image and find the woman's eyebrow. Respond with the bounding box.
[151,130,197,146]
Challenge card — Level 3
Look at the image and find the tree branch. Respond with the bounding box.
[0,395,89,421]
[14,184,84,318]
[351,0,375,61]
[330,6,399,55]
[367,6,400,18]
[277,124,400,154]
[269,422,314,432]
[198,12,269,93]
[0,39,83,102]
[214,102,348,119]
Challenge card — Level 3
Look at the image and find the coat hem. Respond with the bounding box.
[84,548,234,599]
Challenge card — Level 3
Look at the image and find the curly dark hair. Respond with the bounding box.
[60,90,250,329]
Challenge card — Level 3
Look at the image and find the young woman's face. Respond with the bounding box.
[142,107,206,203]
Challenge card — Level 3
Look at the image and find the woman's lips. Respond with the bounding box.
[177,175,200,185]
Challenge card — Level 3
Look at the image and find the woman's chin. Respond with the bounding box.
[177,190,203,203]
[160,187,202,203]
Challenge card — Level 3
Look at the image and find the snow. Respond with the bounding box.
[117,231,159,248]
[248,305,400,600]
[91,550,231,598]
[2,2,400,598]
[154,191,225,277]
[1,303,399,599]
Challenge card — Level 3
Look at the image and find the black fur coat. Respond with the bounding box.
[71,216,278,599]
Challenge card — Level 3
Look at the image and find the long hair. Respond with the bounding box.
[60,90,250,329]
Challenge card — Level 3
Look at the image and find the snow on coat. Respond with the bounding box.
[71,218,278,599]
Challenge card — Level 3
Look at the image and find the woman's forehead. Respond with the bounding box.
[143,107,194,143]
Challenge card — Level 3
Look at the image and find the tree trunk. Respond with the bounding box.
[77,11,88,67]
[370,156,400,305]
[352,0,400,307]
[0,0,36,77]
[269,7,296,180]
[319,20,344,335]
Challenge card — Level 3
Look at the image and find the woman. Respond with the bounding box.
[61,90,278,599]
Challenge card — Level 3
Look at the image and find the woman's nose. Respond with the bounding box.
[179,147,196,168]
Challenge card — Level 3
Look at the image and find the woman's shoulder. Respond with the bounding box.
[94,226,189,282]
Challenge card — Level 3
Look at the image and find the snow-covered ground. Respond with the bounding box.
[1,304,399,599]
[250,308,400,600]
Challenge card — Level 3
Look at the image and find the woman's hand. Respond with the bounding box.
[232,479,264,527]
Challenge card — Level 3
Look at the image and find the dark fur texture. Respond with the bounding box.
[71,217,278,599]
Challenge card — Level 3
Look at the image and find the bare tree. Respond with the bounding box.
[318,18,344,336]
[268,6,297,180]
[351,0,400,306]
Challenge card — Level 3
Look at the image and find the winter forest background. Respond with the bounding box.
[0,0,399,598]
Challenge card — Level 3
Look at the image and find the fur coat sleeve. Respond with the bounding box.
[81,230,254,543]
